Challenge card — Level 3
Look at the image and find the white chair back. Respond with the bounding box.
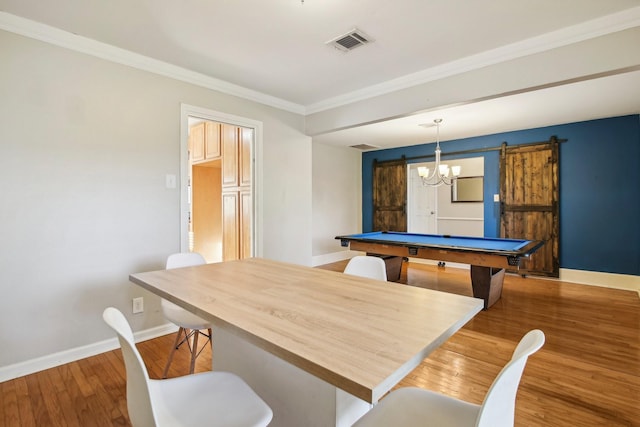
[103,307,157,426]
[161,253,209,329]
[161,252,212,377]
[104,307,273,427]
[344,256,387,281]
[476,329,545,427]
[351,329,545,427]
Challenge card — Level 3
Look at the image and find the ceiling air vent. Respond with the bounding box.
[327,28,372,52]
[350,144,379,151]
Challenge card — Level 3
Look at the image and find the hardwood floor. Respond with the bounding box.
[1,261,638,426]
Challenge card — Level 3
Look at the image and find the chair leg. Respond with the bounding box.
[164,327,212,377]
[192,329,213,359]
[163,327,186,379]
[189,328,199,374]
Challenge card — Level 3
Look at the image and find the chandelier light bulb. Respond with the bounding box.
[417,119,461,187]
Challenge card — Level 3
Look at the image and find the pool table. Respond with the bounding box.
[336,231,544,309]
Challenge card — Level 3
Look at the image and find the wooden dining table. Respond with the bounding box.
[130,257,483,427]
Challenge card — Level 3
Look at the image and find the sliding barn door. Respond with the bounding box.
[373,159,407,232]
[500,137,560,277]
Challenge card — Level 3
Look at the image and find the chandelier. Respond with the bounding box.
[417,119,461,186]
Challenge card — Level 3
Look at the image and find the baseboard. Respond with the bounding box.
[0,323,178,383]
[315,251,640,297]
[311,250,362,267]
[558,268,640,296]
[409,259,640,296]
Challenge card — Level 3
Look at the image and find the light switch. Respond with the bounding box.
[493,194,500,202]
[166,174,177,189]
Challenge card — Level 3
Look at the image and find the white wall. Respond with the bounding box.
[262,120,313,266]
[0,29,310,372]
[311,143,362,265]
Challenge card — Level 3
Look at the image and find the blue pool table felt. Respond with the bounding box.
[342,231,531,252]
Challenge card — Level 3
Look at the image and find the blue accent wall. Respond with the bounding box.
[362,115,640,276]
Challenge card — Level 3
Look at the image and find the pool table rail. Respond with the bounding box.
[337,234,544,270]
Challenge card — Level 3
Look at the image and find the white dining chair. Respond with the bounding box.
[344,255,387,281]
[162,252,212,378]
[103,307,272,427]
[352,329,545,427]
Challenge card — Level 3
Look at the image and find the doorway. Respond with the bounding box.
[180,104,263,260]
[407,165,437,234]
[407,157,485,236]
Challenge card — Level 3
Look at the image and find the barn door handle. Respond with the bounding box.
[500,202,505,215]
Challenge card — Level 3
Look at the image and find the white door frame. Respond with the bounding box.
[180,104,263,257]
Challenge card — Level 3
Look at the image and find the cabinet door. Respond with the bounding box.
[240,127,252,187]
[192,165,223,262]
[222,191,239,261]
[240,190,252,259]
[205,122,221,159]
[190,123,205,162]
[222,123,239,187]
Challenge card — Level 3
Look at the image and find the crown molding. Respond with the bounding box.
[305,6,640,114]
[2,7,638,118]
[0,12,306,115]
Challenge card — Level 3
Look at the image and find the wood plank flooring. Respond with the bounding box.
[1,261,638,426]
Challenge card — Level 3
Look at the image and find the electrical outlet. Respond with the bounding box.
[132,297,144,314]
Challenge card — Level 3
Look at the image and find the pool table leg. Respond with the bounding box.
[470,266,506,310]
[365,254,403,282]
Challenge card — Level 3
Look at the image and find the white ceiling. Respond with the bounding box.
[1,0,639,148]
